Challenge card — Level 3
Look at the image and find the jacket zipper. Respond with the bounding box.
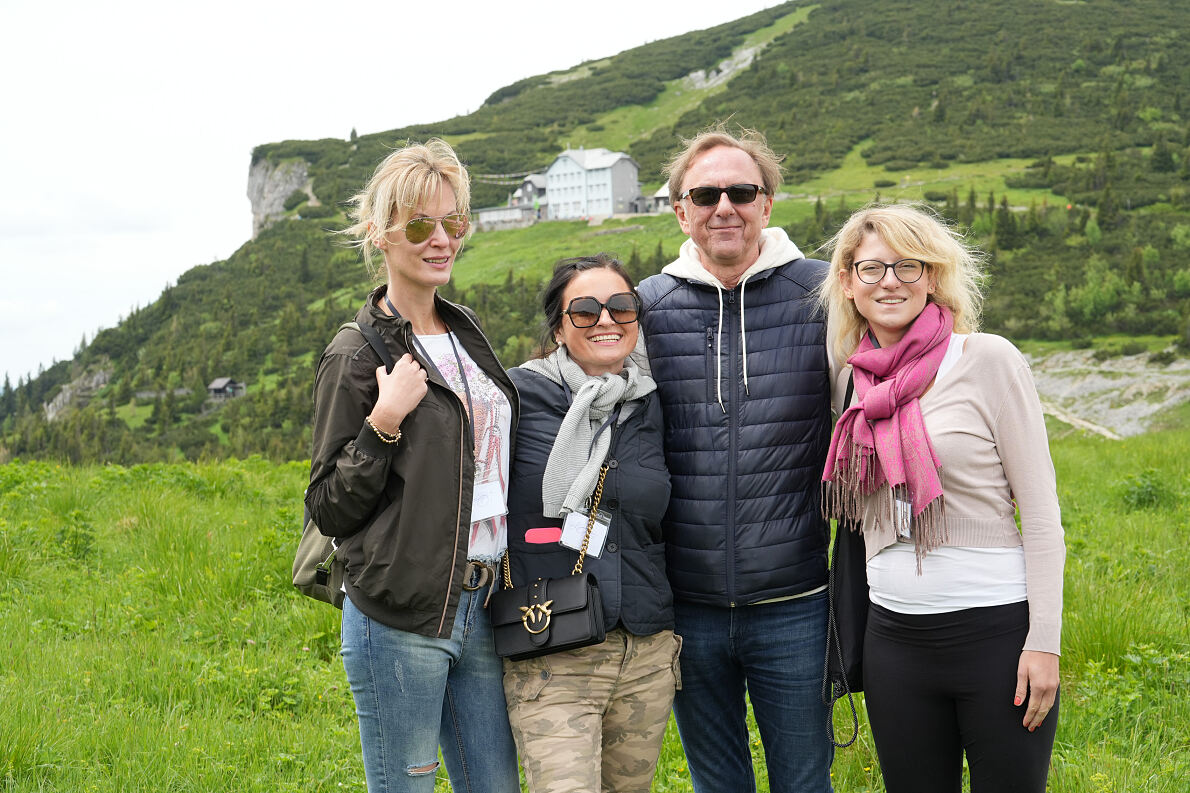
[726,288,738,606]
[705,327,716,405]
[439,405,466,636]
[399,321,467,638]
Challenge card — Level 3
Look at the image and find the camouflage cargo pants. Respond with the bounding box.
[503,628,681,793]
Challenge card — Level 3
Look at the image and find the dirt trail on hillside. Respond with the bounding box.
[1038,398,1122,440]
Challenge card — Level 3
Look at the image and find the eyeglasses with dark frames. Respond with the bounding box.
[393,212,469,244]
[852,259,927,284]
[679,184,766,207]
[562,292,641,328]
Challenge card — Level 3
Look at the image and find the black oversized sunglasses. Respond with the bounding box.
[562,292,641,328]
[679,183,766,207]
[394,212,469,244]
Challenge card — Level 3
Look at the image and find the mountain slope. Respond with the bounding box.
[3,0,1189,463]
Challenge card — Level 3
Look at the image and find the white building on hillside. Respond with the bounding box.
[546,148,640,220]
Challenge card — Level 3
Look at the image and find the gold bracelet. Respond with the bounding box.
[365,416,401,444]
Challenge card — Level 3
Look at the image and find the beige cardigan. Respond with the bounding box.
[832,333,1065,655]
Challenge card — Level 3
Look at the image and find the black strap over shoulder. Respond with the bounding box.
[341,321,395,373]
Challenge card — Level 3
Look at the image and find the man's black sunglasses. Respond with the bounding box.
[562,292,641,328]
[679,184,766,207]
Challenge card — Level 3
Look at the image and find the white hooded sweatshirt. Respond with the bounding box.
[657,226,805,412]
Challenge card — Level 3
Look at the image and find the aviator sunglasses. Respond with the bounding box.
[393,212,470,244]
[562,292,641,328]
[679,183,767,207]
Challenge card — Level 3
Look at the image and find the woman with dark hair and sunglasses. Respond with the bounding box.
[819,204,1064,793]
[305,139,521,793]
[501,254,678,793]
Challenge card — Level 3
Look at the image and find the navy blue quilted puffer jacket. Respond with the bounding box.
[504,367,674,635]
[636,228,832,606]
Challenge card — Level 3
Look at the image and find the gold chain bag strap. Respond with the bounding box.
[491,465,609,660]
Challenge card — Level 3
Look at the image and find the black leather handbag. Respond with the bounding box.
[491,464,609,661]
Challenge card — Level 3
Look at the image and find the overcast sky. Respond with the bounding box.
[0,0,782,386]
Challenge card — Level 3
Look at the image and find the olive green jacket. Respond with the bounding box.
[305,286,519,638]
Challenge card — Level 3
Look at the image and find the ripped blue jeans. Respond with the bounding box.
[340,571,520,793]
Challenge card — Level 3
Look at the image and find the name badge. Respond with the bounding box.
[895,496,913,539]
[560,509,612,558]
[470,480,507,524]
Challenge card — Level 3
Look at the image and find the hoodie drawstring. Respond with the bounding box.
[739,275,751,397]
[661,227,806,416]
[714,284,726,413]
[713,278,753,409]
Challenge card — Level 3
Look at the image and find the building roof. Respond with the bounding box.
[524,173,547,189]
[207,377,238,390]
[653,185,670,198]
[553,147,637,171]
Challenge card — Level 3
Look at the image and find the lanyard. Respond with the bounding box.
[591,406,622,458]
[555,360,622,458]
[388,295,477,455]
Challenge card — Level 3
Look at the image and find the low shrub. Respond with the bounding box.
[1118,468,1177,510]
[297,204,338,219]
[283,190,307,211]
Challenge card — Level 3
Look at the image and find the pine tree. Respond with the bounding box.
[1123,247,1148,288]
[995,197,1019,249]
[298,248,311,283]
[652,240,667,272]
[1098,185,1120,228]
[960,187,977,227]
[626,245,645,283]
[1151,139,1176,173]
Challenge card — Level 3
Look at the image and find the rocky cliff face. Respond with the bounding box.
[247,158,310,238]
[1026,348,1190,438]
[44,368,110,422]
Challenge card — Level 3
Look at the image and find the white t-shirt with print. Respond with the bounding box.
[416,332,512,564]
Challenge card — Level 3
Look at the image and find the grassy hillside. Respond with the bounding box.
[2,427,1186,791]
[3,0,1190,463]
[251,3,797,211]
[253,0,1190,210]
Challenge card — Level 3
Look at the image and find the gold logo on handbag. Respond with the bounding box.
[519,601,554,634]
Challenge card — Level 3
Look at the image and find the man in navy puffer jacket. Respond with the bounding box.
[636,125,833,793]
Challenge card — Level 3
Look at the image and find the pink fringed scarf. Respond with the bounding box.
[822,302,954,565]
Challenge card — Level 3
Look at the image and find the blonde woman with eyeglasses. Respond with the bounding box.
[820,204,1064,793]
[306,139,520,793]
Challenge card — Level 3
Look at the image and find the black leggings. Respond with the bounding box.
[863,601,1059,793]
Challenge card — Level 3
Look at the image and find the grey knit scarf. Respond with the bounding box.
[519,345,656,517]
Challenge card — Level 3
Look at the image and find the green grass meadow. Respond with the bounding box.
[1,428,1187,791]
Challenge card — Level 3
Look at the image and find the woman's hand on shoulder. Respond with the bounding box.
[368,354,429,433]
[1015,650,1059,731]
